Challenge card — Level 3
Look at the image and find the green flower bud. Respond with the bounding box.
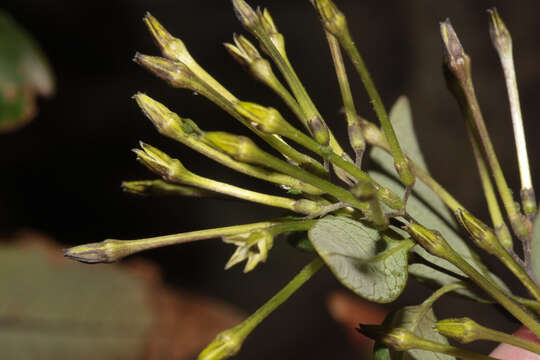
[224,34,275,84]
[133,53,200,90]
[455,209,502,255]
[204,131,262,164]
[310,0,347,38]
[63,239,126,263]
[235,101,292,135]
[307,116,330,146]
[435,318,479,344]
[258,8,286,59]
[143,13,195,66]
[404,222,452,258]
[440,19,470,84]
[198,325,245,360]
[133,92,203,140]
[232,0,259,31]
[122,179,217,198]
[133,142,189,182]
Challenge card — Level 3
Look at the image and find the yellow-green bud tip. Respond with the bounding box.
[435,318,479,343]
[232,0,259,30]
[133,142,186,181]
[63,239,124,264]
[357,325,415,352]
[311,0,347,37]
[143,13,193,64]
[133,52,197,89]
[440,19,468,74]
[404,222,450,258]
[307,116,330,146]
[198,326,244,360]
[487,8,512,56]
[235,101,290,135]
[133,93,188,139]
[455,209,499,255]
[204,131,261,163]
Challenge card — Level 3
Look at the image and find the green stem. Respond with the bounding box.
[422,282,466,308]
[325,31,365,158]
[64,219,294,263]
[196,77,327,177]
[236,257,324,336]
[404,332,498,360]
[184,173,321,215]
[477,321,540,355]
[448,247,540,337]
[338,28,414,187]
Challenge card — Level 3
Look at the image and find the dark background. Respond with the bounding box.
[1,0,540,358]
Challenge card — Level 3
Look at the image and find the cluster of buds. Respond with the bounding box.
[63,1,540,359]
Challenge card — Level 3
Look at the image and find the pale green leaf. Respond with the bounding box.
[370,96,509,293]
[531,214,540,283]
[308,216,413,303]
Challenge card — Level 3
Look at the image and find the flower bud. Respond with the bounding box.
[487,8,511,57]
[204,131,262,164]
[224,34,275,84]
[404,222,452,258]
[63,239,126,263]
[440,19,471,85]
[223,230,274,273]
[122,179,217,198]
[133,93,203,140]
[133,53,200,90]
[310,0,347,38]
[143,13,195,66]
[133,142,189,182]
[435,318,479,344]
[307,116,330,146]
[232,0,259,31]
[455,209,502,256]
[235,101,292,135]
[198,325,244,360]
[258,8,286,59]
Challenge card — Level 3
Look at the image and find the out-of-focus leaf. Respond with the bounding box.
[531,214,540,283]
[0,232,244,360]
[408,263,488,303]
[309,216,413,303]
[373,342,392,360]
[0,11,54,132]
[388,305,455,360]
[370,97,510,293]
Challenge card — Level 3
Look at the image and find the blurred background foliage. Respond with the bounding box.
[1,0,540,359]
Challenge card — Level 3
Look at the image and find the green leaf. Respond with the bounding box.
[373,342,392,360]
[387,305,455,360]
[370,96,510,293]
[308,216,413,303]
[531,214,540,283]
[286,231,317,253]
[0,11,54,132]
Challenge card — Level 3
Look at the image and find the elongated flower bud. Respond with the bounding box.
[204,131,262,163]
[133,142,189,182]
[235,101,292,135]
[143,13,195,66]
[63,239,126,263]
[257,8,286,58]
[133,53,202,91]
[310,0,347,38]
[198,325,244,360]
[455,209,503,255]
[232,0,259,31]
[405,222,452,258]
[224,34,274,84]
[133,93,203,140]
[435,318,479,343]
[122,179,217,198]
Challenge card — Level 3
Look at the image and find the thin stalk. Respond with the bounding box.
[325,31,365,161]
[449,247,540,337]
[337,28,414,187]
[480,325,540,355]
[184,173,321,215]
[488,8,536,219]
[467,121,513,250]
[64,218,300,263]
[198,257,324,359]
